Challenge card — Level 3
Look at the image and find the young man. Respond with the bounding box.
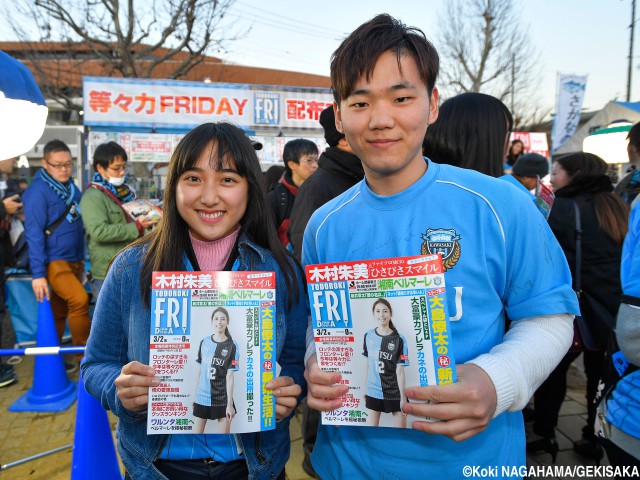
[80,141,156,299]
[23,140,90,351]
[288,105,363,261]
[302,14,579,478]
[268,138,318,246]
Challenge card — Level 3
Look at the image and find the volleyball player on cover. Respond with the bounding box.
[193,307,239,434]
[362,298,409,427]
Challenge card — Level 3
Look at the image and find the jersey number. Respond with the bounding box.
[376,360,385,374]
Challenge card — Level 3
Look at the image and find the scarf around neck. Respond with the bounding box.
[90,171,135,203]
[40,168,81,223]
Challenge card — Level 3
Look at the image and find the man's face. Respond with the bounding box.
[335,51,439,195]
[43,150,73,183]
[289,153,318,186]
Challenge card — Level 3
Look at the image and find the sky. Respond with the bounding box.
[0,0,634,116]
[215,0,635,115]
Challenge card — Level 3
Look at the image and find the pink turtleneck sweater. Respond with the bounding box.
[188,228,240,271]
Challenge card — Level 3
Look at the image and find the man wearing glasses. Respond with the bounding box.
[80,141,156,299]
[23,140,90,358]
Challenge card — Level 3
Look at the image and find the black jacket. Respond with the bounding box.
[288,146,364,260]
[548,194,623,319]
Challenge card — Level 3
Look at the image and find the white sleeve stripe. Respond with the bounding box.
[314,191,362,246]
[435,180,506,241]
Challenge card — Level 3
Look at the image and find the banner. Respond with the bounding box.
[551,73,588,152]
[83,77,333,130]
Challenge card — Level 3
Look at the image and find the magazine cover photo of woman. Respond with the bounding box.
[362,298,410,428]
[193,307,239,434]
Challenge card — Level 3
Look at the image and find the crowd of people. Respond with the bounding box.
[0,12,639,480]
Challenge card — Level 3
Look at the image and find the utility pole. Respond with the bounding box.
[627,0,636,101]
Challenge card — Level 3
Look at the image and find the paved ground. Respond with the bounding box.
[0,344,604,480]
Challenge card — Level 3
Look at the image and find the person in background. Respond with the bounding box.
[263,164,285,192]
[288,105,364,261]
[287,105,363,477]
[17,178,28,193]
[616,122,640,206]
[23,140,90,369]
[599,132,640,472]
[506,139,525,169]
[499,152,549,202]
[528,152,629,463]
[80,141,156,299]
[268,138,318,247]
[422,92,513,178]
[0,156,22,387]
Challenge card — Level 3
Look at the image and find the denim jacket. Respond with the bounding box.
[82,234,308,480]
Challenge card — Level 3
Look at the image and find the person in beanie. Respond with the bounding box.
[267,138,318,247]
[288,106,364,262]
[499,152,550,201]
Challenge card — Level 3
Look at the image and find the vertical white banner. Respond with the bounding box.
[551,73,588,152]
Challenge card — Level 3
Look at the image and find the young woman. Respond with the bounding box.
[506,139,525,167]
[193,307,239,435]
[362,298,409,428]
[529,152,629,463]
[82,122,307,480]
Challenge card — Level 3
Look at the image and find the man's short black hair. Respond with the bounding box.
[627,122,640,150]
[43,139,71,160]
[330,14,439,103]
[282,139,318,175]
[93,141,128,170]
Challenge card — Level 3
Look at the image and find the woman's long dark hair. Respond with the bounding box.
[423,92,513,177]
[554,152,630,245]
[211,307,231,339]
[372,298,397,332]
[506,139,524,166]
[130,122,301,307]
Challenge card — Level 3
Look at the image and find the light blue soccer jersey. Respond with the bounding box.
[302,158,579,479]
[621,202,640,297]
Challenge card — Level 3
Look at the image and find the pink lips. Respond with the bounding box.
[368,138,398,148]
[197,210,224,223]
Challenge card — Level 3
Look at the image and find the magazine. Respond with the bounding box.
[147,270,277,434]
[535,177,555,220]
[122,198,163,222]
[306,254,457,428]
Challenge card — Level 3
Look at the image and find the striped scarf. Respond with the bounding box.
[40,168,81,223]
[90,171,135,203]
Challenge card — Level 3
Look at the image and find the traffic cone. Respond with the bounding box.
[71,366,121,479]
[9,299,77,412]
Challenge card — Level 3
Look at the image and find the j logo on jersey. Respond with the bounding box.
[421,228,461,271]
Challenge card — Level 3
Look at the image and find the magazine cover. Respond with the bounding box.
[122,198,163,222]
[147,270,276,435]
[535,177,555,219]
[306,254,457,428]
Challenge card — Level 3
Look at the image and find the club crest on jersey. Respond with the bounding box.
[421,228,461,271]
[221,348,228,357]
[388,342,395,351]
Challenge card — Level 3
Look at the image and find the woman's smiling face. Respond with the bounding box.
[176,143,249,242]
